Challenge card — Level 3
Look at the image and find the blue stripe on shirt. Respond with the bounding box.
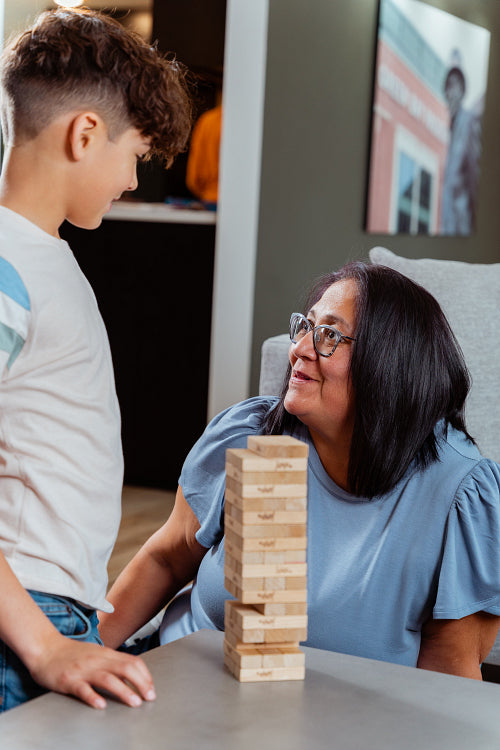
[0,321,25,368]
[0,257,30,310]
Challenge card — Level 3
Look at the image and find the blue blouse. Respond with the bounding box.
[179,397,500,666]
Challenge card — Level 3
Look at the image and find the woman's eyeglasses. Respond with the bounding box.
[289,312,356,358]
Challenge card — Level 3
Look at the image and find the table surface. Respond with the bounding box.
[3,629,500,750]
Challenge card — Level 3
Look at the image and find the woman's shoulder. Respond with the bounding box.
[181,397,279,475]
[206,396,279,436]
[454,457,500,511]
[434,425,500,506]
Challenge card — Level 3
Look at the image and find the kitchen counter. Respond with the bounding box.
[105,200,217,225]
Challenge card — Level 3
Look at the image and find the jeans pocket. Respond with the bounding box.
[29,592,100,643]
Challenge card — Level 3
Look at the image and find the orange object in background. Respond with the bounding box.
[186,104,222,203]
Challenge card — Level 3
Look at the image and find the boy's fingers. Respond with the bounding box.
[91,671,144,708]
[71,682,107,710]
[32,640,156,708]
[109,652,156,702]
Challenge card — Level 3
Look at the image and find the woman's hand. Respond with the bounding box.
[28,632,156,709]
[417,611,500,679]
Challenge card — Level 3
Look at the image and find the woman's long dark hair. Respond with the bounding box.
[262,261,474,498]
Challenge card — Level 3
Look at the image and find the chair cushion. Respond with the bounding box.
[369,246,500,462]
[259,333,290,397]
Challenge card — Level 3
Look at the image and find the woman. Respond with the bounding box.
[99,262,500,677]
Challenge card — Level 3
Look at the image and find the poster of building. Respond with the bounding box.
[365,0,490,236]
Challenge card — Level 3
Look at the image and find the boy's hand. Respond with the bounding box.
[29,635,156,709]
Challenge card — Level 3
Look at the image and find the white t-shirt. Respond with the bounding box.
[0,207,123,612]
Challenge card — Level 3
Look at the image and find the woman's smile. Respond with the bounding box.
[290,367,315,383]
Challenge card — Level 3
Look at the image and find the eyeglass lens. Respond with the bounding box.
[290,314,341,357]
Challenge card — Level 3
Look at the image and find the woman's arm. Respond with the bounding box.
[99,485,207,649]
[417,611,500,679]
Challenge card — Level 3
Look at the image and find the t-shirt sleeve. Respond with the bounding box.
[179,396,278,549]
[0,257,30,378]
[433,459,500,619]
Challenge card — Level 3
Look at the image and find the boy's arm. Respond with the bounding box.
[0,550,156,709]
[99,485,206,649]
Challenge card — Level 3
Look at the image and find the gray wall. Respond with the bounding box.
[249,0,500,394]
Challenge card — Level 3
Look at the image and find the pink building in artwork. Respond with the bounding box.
[366,1,450,234]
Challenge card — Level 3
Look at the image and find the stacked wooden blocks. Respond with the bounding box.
[223,435,308,682]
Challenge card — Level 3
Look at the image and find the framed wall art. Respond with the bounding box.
[365,0,491,236]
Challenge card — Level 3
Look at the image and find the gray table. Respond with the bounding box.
[2,629,500,749]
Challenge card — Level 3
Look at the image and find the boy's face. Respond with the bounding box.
[68,125,151,230]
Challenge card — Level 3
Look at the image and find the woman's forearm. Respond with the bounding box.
[99,542,181,648]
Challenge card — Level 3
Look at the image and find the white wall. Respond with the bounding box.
[4,0,46,40]
[0,0,4,48]
[207,0,269,419]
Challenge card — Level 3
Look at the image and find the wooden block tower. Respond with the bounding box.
[223,435,308,682]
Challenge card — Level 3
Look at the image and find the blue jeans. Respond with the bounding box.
[0,590,102,713]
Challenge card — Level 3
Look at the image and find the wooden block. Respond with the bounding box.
[224,628,299,652]
[253,602,308,616]
[224,515,306,539]
[224,619,307,645]
[223,639,305,670]
[225,577,307,604]
[247,435,309,458]
[224,568,265,590]
[224,568,282,592]
[225,475,306,499]
[226,448,308,473]
[225,600,308,632]
[225,503,307,527]
[286,576,308,590]
[225,488,307,513]
[263,628,307,643]
[225,463,308,485]
[261,647,305,668]
[259,549,307,564]
[225,528,308,553]
[223,545,265,564]
[224,555,307,580]
[223,640,263,669]
[223,541,305,565]
[227,624,265,643]
[224,651,305,682]
[284,497,308,511]
[225,566,306,594]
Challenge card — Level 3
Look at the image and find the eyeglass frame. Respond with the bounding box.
[289,312,356,358]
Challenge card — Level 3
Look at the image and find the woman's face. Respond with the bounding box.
[284,278,357,445]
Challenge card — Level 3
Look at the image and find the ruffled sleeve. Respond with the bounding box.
[178,396,278,549]
[433,459,500,619]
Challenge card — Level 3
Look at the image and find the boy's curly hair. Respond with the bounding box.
[0,8,192,164]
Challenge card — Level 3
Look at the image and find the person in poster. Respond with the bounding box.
[440,52,482,235]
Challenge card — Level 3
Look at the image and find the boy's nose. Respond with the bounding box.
[127,168,138,192]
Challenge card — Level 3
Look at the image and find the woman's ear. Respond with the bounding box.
[68,111,104,161]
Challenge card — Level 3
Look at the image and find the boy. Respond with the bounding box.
[0,8,191,711]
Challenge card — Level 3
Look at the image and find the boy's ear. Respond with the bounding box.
[68,112,106,161]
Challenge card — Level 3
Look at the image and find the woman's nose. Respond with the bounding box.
[291,330,317,360]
